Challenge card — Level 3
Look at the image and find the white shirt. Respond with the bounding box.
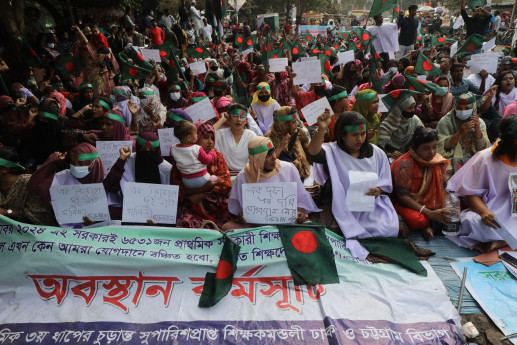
[215,128,257,171]
[467,73,495,91]
[200,24,213,42]
[366,23,399,54]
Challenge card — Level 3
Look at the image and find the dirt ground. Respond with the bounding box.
[461,314,513,345]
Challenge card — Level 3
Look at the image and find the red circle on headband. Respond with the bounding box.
[359,124,365,131]
[267,142,273,149]
[145,141,152,148]
[72,153,79,160]
[240,110,245,115]
[460,98,468,105]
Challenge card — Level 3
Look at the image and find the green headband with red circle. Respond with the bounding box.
[229,108,248,118]
[96,99,112,110]
[248,140,274,155]
[71,151,99,161]
[112,89,127,96]
[40,111,58,121]
[258,84,271,92]
[168,85,181,91]
[136,136,160,148]
[139,90,154,96]
[274,111,298,122]
[79,83,93,91]
[343,124,367,132]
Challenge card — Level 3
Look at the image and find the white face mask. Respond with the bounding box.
[170,92,181,101]
[180,67,186,73]
[441,87,448,93]
[140,98,148,107]
[47,43,55,49]
[389,67,398,74]
[70,164,90,179]
[456,108,473,120]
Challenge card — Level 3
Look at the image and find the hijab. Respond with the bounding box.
[135,131,162,184]
[379,96,419,151]
[69,142,105,184]
[430,76,454,119]
[251,82,275,106]
[244,136,281,183]
[48,92,67,117]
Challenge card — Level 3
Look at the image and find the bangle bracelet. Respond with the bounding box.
[419,205,426,214]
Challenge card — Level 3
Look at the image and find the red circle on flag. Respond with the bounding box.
[409,86,415,90]
[137,53,145,61]
[215,260,232,279]
[391,89,401,98]
[312,49,318,54]
[325,61,331,71]
[325,50,331,56]
[273,54,278,58]
[357,43,362,48]
[438,38,445,43]
[292,48,299,54]
[307,36,312,41]
[160,50,167,58]
[267,142,273,149]
[145,141,152,148]
[195,47,203,53]
[291,231,318,254]
[247,39,252,45]
[466,43,475,51]
[129,67,139,76]
[237,37,243,43]
[65,62,75,71]
[422,60,433,71]
[334,45,339,49]
[362,33,370,41]
[30,49,37,57]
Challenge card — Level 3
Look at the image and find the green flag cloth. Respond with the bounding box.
[302,30,314,44]
[165,51,186,84]
[55,54,85,78]
[232,68,250,107]
[242,35,256,51]
[358,237,427,276]
[392,5,400,20]
[186,45,212,58]
[353,27,376,47]
[118,53,153,81]
[234,33,244,48]
[468,0,486,9]
[455,34,486,56]
[289,41,305,61]
[431,36,457,47]
[322,44,337,58]
[405,75,447,96]
[381,89,422,110]
[369,0,398,18]
[277,223,339,286]
[414,53,441,77]
[420,27,429,35]
[319,53,333,78]
[158,41,178,62]
[126,46,154,70]
[199,237,240,307]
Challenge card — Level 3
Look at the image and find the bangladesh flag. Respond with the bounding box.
[232,68,250,107]
[431,36,456,47]
[405,75,446,96]
[369,0,398,18]
[392,5,400,19]
[234,33,244,48]
[358,237,427,276]
[126,45,154,71]
[118,53,153,81]
[242,35,256,51]
[420,27,428,35]
[456,34,486,56]
[319,53,333,78]
[322,44,337,58]
[159,41,178,62]
[353,27,376,47]
[414,53,441,77]
[290,41,305,61]
[277,224,339,286]
[339,31,350,40]
[186,45,212,58]
[199,238,240,307]
[302,30,314,44]
[17,36,42,67]
[55,54,85,78]
[165,51,185,83]
[381,89,422,110]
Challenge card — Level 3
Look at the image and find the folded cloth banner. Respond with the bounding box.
[0,216,463,344]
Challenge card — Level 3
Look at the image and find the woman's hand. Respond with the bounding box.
[423,208,452,225]
[128,100,139,114]
[82,104,93,113]
[147,219,157,225]
[366,187,382,198]
[15,98,27,107]
[119,147,131,161]
[54,151,67,160]
[143,101,155,116]
[83,216,94,226]
[479,210,500,229]
[28,107,39,122]
[250,109,257,120]
[296,208,309,223]
[83,133,99,144]
[316,108,331,131]
[387,151,403,159]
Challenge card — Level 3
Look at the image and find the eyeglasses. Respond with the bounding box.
[230,113,247,119]
[421,128,438,137]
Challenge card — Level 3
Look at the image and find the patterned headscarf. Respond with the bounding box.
[244,136,281,183]
[195,121,215,145]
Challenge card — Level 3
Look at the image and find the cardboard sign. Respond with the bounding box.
[292,59,322,85]
[50,183,110,224]
[184,97,218,122]
[189,60,207,75]
[97,141,133,174]
[122,182,179,224]
[268,58,289,73]
[242,182,297,224]
[301,97,334,126]
[157,128,180,157]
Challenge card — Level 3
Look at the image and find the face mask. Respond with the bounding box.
[140,98,148,107]
[180,67,186,73]
[70,164,90,179]
[456,108,473,120]
[258,94,270,102]
[440,87,448,93]
[465,60,471,67]
[402,111,415,119]
[47,43,55,49]
[170,92,181,101]
[109,95,116,103]
[210,66,219,71]
[389,67,398,74]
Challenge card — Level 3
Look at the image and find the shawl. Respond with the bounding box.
[251,82,275,106]
[351,89,381,145]
[244,136,281,183]
[430,76,454,120]
[503,100,517,119]
[48,92,67,117]
[493,87,517,117]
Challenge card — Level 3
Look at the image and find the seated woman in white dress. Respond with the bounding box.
[308,111,399,260]
[447,114,517,252]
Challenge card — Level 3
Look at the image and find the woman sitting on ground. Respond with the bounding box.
[391,127,451,240]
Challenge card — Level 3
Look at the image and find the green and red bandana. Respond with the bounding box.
[274,111,298,122]
[229,108,248,118]
[343,124,367,132]
[139,90,154,97]
[79,83,93,91]
[105,112,125,124]
[70,151,99,161]
[112,89,127,96]
[96,99,112,110]
[136,136,160,149]
[0,158,25,170]
[248,140,274,155]
[168,84,181,92]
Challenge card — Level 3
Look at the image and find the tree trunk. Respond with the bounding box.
[0,0,27,85]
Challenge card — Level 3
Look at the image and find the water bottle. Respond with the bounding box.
[442,193,461,236]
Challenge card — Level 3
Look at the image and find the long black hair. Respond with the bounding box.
[493,71,516,112]
[0,147,26,175]
[411,126,438,149]
[494,114,517,163]
[335,111,373,159]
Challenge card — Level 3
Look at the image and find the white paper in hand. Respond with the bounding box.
[50,183,110,224]
[140,48,161,62]
[292,59,322,85]
[158,128,180,157]
[301,97,334,126]
[184,97,217,122]
[189,60,207,75]
[337,50,354,66]
[481,37,496,53]
[377,94,389,113]
[450,41,458,57]
[242,182,297,224]
[493,218,517,250]
[345,171,378,212]
[470,53,499,74]
[268,58,288,73]
[122,182,179,224]
[97,141,133,174]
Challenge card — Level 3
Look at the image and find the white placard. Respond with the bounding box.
[337,50,355,66]
[241,48,253,56]
[417,75,427,80]
[50,183,110,224]
[481,37,496,53]
[189,60,207,75]
[377,94,389,113]
[470,52,499,74]
[493,218,517,249]
[184,97,217,122]
[268,57,288,73]
[96,141,133,174]
[450,41,458,57]
[292,59,322,85]
[140,48,162,62]
[242,182,297,224]
[122,182,179,224]
[158,128,180,157]
[300,56,317,61]
[345,171,378,212]
[301,97,334,126]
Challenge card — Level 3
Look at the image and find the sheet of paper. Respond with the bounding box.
[242,182,297,224]
[140,48,161,62]
[241,48,253,56]
[470,52,499,74]
[481,37,496,53]
[189,60,207,75]
[345,171,378,212]
[450,41,458,57]
[377,94,388,113]
[122,182,179,224]
[292,59,322,85]
[300,56,317,61]
[268,57,288,73]
[493,218,517,250]
[184,97,217,122]
[157,128,180,157]
[301,97,334,126]
[50,183,110,224]
[500,251,517,279]
[337,50,355,66]
[96,141,133,174]
[417,75,427,80]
